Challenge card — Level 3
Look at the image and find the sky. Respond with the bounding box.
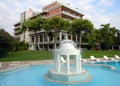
[0,0,120,36]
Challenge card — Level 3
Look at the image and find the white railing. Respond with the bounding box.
[14,26,20,29]
[42,16,48,18]
[62,11,80,19]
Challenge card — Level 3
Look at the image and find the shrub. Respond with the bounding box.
[13,41,29,51]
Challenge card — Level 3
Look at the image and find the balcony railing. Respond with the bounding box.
[36,40,61,44]
[62,11,80,19]
[14,26,20,30]
[42,15,48,18]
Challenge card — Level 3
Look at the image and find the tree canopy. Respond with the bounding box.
[21,15,119,50]
[21,15,43,50]
[71,18,94,48]
[0,29,14,57]
[43,17,70,49]
[99,24,117,50]
[22,15,43,32]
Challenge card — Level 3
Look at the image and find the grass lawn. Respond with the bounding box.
[0,50,120,62]
[82,50,120,58]
[0,50,53,62]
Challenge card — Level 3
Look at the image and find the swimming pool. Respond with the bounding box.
[0,64,120,86]
[95,61,120,70]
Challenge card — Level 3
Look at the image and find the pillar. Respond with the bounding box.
[71,35,73,40]
[76,35,77,42]
[42,34,44,43]
[47,45,49,51]
[75,55,78,73]
[34,36,36,43]
[112,45,114,50]
[78,54,81,72]
[65,32,68,39]
[47,35,49,42]
[57,54,61,73]
[43,45,45,50]
[59,32,62,41]
[54,54,57,72]
[53,37,55,43]
[67,55,70,74]
[38,36,40,50]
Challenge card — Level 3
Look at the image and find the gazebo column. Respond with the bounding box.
[57,54,61,73]
[75,55,78,73]
[66,55,70,74]
[79,54,82,72]
[77,54,81,72]
[54,54,57,72]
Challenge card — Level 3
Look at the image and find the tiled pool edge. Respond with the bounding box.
[0,60,53,73]
[0,63,115,74]
[0,64,30,74]
[83,63,116,70]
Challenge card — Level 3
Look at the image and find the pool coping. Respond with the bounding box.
[0,59,119,73]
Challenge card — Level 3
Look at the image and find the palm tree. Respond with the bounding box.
[71,19,93,48]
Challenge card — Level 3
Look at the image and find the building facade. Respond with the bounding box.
[14,1,84,50]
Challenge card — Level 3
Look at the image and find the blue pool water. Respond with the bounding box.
[95,61,120,70]
[0,64,120,86]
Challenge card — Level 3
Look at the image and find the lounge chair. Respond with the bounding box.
[115,55,120,59]
[81,58,87,62]
[103,56,115,61]
[61,57,66,63]
[90,56,99,61]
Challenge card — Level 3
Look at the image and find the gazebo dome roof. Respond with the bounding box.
[60,43,75,50]
[55,39,80,56]
[59,39,77,50]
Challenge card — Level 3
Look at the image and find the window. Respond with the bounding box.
[31,36,34,43]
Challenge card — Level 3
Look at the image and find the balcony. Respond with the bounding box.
[61,3,84,16]
[14,35,20,38]
[42,15,48,18]
[14,26,20,30]
[14,29,20,34]
[62,11,80,19]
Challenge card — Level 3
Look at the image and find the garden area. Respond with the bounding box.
[0,50,120,62]
[0,17,120,62]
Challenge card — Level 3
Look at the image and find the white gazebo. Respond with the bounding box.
[46,39,92,84]
[54,39,81,74]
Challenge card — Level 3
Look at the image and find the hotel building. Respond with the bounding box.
[14,1,84,50]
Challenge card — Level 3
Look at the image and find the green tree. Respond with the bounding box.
[115,30,120,45]
[21,15,43,50]
[0,29,14,57]
[99,24,117,50]
[43,17,70,50]
[86,29,106,50]
[71,19,94,48]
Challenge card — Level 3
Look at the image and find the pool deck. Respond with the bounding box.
[0,60,53,70]
[0,58,119,71]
